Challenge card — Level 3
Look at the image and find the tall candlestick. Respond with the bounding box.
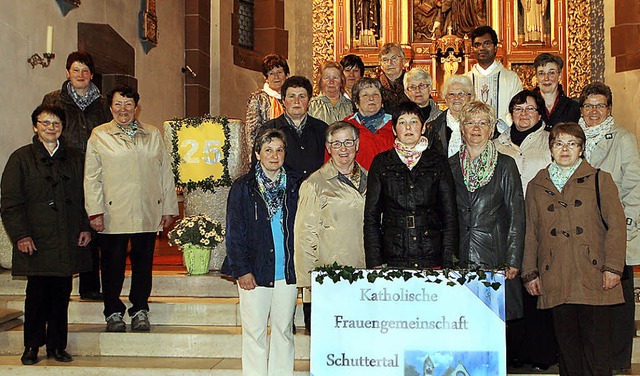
[46,26,53,54]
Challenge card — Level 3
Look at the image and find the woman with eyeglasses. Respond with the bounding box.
[1,105,92,365]
[424,75,474,157]
[522,122,626,375]
[344,77,395,170]
[578,82,640,373]
[532,53,580,130]
[403,68,442,124]
[294,121,367,334]
[364,101,458,269]
[496,90,555,370]
[496,90,551,194]
[449,101,525,320]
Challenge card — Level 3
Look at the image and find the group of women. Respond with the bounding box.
[1,56,177,365]
[226,51,640,376]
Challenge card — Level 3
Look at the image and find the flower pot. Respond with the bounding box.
[181,244,212,275]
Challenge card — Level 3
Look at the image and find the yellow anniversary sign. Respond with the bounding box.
[176,120,226,182]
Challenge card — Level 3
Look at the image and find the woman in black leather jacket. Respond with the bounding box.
[448,101,525,320]
[364,101,458,269]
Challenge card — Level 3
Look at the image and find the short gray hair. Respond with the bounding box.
[379,43,404,59]
[440,75,474,98]
[351,77,383,107]
[403,67,433,88]
[326,121,359,142]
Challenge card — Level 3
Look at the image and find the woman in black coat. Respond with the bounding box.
[448,101,525,366]
[364,101,458,269]
[1,105,91,365]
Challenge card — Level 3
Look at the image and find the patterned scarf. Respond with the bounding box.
[394,136,429,170]
[548,159,582,192]
[116,119,139,140]
[264,82,285,120]
[460,140,498,192]
[66,81,101,111]
[255,163,286,220]
[357,108,386,133]
[579,115,614,161]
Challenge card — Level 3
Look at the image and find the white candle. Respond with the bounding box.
[46,26,53,54]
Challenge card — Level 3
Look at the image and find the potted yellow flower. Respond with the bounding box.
[168,214,225,275]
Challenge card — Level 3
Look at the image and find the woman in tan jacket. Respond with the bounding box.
[522,122,626,375]
[294,121,367,334]
[84,85,178,333]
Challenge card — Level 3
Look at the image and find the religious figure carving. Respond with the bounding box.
[352,0,381,46]
[521,0,548,41]
[413,0,486,40]
[441,49,461,82]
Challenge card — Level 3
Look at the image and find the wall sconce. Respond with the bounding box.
[28,26,56,69]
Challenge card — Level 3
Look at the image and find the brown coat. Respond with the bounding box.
[522,160,626,309]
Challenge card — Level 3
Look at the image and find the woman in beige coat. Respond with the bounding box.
[578,82,640,372]
[294,121,367,334]
[84,85,178,333]
[522,122,626,375]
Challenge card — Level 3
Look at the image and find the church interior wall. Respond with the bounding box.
[603,1,640,136]
[213,0,314,122]
[0,1,184,174]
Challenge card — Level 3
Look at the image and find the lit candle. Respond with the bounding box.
[46,26,53,54]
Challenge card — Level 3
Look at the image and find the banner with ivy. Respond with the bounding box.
[310,269,506,376]
[169,115,232,192]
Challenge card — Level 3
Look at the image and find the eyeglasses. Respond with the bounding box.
[512,106,538,114]
[446,92,472,99]
[406,83,430,92]
[381,55,401,65]
[37,120,62,127]
[463,120,492,128]
[552,141,582,150]
[473,40,494,49]
[328,139,357,149]
[582,103,608,110]
[536,70,558,78]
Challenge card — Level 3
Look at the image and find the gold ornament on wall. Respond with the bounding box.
[566,0,591,98]
[312,0,335,92]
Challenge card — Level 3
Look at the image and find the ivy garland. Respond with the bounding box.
[314,262,503,291]
[169,114,233,193]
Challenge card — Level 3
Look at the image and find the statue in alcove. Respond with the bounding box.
[413,0,486,40]
[520,0,548,42]
[414,0,452,40]
[353,0,381,46]
[450,0,486,37]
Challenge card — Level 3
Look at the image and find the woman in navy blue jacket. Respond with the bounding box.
[223,128,300,376]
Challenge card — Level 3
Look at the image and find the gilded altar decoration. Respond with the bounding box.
[520,0,548,42]
[566,0,591,98]
[141,0,158,47]
[352,0,381,46]
[414,0,487,41]
[511,63,537,90]
[313,0,335,88]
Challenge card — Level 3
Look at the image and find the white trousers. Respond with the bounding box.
[238,279,297,376]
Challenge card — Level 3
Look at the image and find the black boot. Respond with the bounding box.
[21,347,39,365]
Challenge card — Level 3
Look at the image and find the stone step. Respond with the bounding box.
[0,295,306,327]
[0,269,239,298]
[0,355,311,375]
[1,355,639,376]
[0,323,311,360]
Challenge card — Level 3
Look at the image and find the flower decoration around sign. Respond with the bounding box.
[167,214,225,250]
[169,114,233,193]
[314,262,503,291]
